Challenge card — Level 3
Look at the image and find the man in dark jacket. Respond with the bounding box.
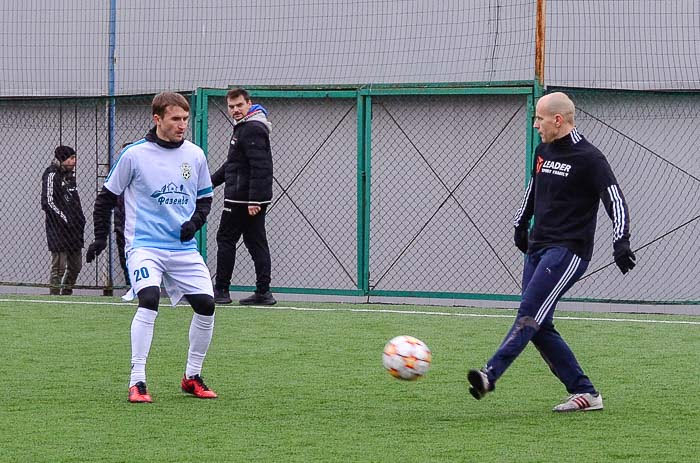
[41,145,86,295]
[211,88,276,305]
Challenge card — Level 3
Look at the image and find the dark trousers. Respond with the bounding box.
[50,250,82,294]
[485,246,596,394]
[215,204,271,293]
[115,231,130,285]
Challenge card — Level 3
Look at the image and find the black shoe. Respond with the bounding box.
[49,288,61,296]
[239,291,276,306]
[214,287,232,304]
[467,369,495,400]
[60,288,73,296]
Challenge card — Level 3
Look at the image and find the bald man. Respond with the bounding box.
[468,92,636,412]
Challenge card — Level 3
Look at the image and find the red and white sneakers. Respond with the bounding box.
[553,392,603,412]
[181,374,218,399]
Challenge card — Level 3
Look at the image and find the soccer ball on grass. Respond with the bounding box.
[382,335,431,380]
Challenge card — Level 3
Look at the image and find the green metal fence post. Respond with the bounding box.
[356,91,372,295]
[356,92,366,294]
[525,91,536,180]
[362,95,372,295]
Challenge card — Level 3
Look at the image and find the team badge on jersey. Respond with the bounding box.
[181,163,192,180]
[230,136,237,146]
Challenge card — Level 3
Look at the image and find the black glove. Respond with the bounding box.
[85,239,107,263]
[180,221,197,242]
[613,240,636,274]
[514,227,529,254]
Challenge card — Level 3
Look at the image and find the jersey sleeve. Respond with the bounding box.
[513,154,536,229]
[592,154,631,244]
[104,149,133,196]
[196,152,214,199]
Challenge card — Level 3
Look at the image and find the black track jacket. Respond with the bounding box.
[41,162,86,252]
[513,128,630,260]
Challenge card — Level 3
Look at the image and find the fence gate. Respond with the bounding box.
[196,85,536,301]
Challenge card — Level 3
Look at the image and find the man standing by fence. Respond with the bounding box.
[211,88,276,306]
[41,145,86,295]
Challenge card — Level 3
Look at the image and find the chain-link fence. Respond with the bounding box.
[562,90,700,303]
[2,87,698,304]
[199,87,698,304]
[204,94,359,292]
[369,94,527,296]
[0,94,181,293]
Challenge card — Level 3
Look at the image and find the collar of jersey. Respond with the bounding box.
[550,128,581,148]
[146,126,185,149]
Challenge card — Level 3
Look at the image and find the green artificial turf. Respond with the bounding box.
[1,295,698,462]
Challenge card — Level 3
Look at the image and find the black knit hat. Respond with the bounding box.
[54,145,76,162]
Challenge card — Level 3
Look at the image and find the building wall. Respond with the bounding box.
[1,1,697,97]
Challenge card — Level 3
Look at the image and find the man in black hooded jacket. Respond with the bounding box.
[41,145,86,295]
[211,88,276,306]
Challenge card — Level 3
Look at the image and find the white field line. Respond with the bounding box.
[1,298,699,326]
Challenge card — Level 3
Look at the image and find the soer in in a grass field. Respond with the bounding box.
[211,87,276,306]
[85,92,218,403]
[467,92,637,412]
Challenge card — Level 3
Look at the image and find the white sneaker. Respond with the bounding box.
[467,369,494,400]
[553,392,603,412]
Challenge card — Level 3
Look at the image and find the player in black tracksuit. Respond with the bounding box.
[468,92,637,412]
[211,88,275,306]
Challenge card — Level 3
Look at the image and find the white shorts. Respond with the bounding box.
[122,248,214,306]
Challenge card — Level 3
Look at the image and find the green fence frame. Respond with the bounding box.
[194,82,537,301]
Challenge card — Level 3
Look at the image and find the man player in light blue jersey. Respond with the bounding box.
[85,92,218,403]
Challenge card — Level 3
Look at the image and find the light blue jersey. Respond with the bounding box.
[105,139,213,253]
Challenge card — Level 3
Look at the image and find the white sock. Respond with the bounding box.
[129,307,158,387]
[185,313,215,378]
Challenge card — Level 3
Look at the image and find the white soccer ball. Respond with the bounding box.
[382,335,432,380]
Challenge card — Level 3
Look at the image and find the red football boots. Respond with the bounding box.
[128,381,153,403]
[181,374,218,399]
